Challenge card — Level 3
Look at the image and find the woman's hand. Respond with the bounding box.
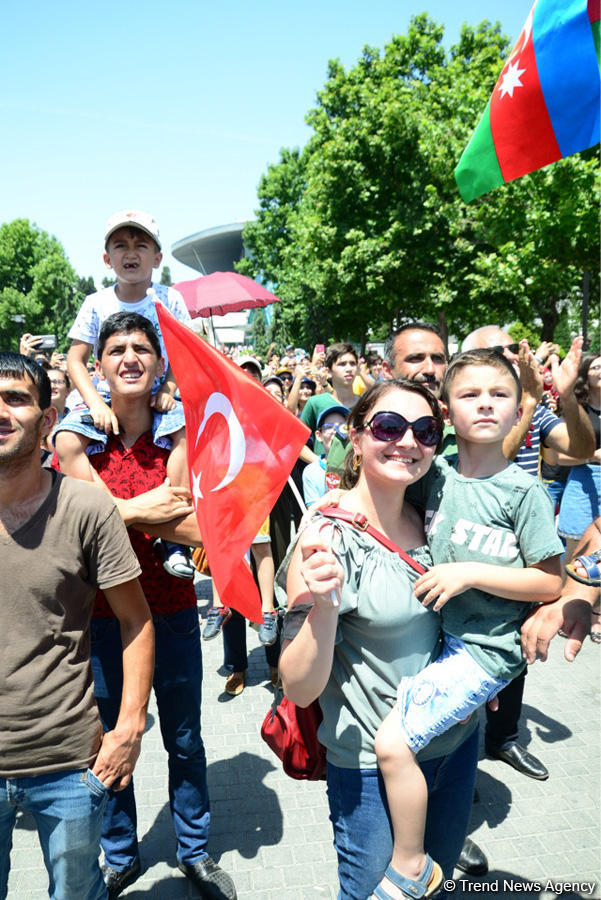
[300,525,344,607]
[414,562,470,611]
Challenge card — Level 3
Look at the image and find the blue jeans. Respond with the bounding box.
[91,607,210,871]
[543,478,566,514]
[0,769,108,899]
[326,727,479,900]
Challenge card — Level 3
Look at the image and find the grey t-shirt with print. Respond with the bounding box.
[409,456,564,680]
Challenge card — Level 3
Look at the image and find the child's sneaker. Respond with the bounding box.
[203,607,232,641]
[258,611,278,646]
[154,540,195,580]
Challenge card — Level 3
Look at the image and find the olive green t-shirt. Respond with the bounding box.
[277,518,476,769]
[0,472,142,777]
[408,456,564,679]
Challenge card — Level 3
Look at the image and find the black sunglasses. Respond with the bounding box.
[361,411,442,447]
[492,343,520,355]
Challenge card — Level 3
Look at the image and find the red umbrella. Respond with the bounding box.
[174,271,281,318]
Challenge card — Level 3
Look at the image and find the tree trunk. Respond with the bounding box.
[538,296,560,341]
[437,310,449,357]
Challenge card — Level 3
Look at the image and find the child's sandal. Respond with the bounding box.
[566,550,601,587]
[373,855,442,900]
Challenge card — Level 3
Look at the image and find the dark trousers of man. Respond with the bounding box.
[223,609,281,673]
[90,607,210,872]
[485,668,526,750]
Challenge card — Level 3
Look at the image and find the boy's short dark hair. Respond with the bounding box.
[325,342,358,369]
[97,312,162,360]
[442,349,522,404]
[0,352,51,409]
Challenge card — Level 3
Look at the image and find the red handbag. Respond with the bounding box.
[261,691,326,781]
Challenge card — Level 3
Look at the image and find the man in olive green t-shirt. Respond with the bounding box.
[0,352,153,900]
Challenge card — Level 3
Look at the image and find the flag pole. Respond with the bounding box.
[286,476,339,608]
[287,474,307,516]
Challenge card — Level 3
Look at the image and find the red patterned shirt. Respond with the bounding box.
[90,431,196,618]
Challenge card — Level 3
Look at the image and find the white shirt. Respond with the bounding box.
[68,282,191,370]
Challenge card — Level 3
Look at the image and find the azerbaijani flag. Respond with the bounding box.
[455,0,600,203]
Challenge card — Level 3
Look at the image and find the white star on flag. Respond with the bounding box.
[192,470,203,506]
[498,59,526,99]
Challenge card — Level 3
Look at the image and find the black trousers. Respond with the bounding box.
[223,608,281,672]
[484,667,526,749]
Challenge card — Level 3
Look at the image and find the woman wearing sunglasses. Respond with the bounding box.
[277,379,479,900]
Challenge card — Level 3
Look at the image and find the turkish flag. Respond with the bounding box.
[156,303,310,622]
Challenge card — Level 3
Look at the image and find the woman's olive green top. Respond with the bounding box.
[277,516,477,769]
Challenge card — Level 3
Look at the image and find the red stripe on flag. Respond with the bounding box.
[589,0,600,24]
[490,24,561,182]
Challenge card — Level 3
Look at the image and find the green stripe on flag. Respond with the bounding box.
[455,100,504,203]
[592,19,600,68]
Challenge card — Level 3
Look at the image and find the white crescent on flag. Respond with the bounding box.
[193,392,246,500]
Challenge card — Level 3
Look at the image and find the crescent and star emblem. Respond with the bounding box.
[192,392,246,503]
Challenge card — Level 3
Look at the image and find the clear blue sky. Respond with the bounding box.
[1,0,529,288]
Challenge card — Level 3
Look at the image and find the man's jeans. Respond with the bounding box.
[326,727,479,900]
[91,607,210,871]
[0,769,108,900]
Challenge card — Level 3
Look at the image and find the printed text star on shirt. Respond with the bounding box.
[498,59,526,99]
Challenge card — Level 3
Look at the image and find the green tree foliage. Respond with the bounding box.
[250,308,269,358]
[464,153,599,341]
[0,219,85,351]
[237,148,307,289]
[77,275,96,296]
[507,321,541,348]
[160,266,173,286]
[240,15,599,349]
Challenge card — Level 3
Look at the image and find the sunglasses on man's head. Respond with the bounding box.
[492,343,520,355]
[360,411,442,447]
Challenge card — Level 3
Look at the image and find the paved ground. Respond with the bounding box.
[7,577,600,899]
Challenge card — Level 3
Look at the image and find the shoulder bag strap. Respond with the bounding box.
[320,506,427,576]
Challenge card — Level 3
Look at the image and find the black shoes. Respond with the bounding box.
[102,855,236,899]
[486,741,549,780]
[102,860,141,898]
[456,837,488,876]
[179,855,237,900]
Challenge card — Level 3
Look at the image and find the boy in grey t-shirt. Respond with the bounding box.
[372,350,563,900]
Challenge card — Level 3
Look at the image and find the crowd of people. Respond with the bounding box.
[2,209,599,900]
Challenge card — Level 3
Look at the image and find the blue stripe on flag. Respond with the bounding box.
[533,0,600,157]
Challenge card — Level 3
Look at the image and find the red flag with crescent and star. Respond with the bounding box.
[156,303,310,622]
